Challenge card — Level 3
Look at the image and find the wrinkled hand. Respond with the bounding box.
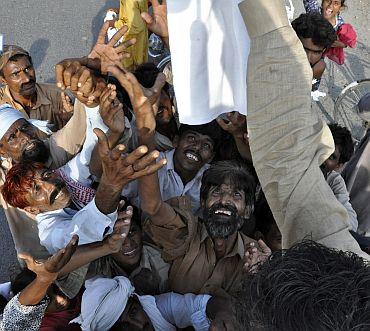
[18,235,79,283]
[100,84,125,134]
[243,239,271,273]
[55,61,106,107]
[142,0,168,39]
[216,112,247,138]
[88,22,136,73]
[94,128,167,188]
[108,65,165,139]
[104,205,132,253]
[58,91,74,126]
[210,312,237,331]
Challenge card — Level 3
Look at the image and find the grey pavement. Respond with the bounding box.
[0,0,369,282]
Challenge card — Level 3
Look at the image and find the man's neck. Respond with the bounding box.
[174,160,198,185]
[9,88,37,112]
[213,232,238,261]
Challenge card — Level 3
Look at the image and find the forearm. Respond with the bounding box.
[90,130,123,178]
[59,241,111,276]
[95,178,122,214]
[19,277,53,306]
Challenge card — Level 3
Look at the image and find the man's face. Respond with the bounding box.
[112,222,143,269]
[322,0,342,20]
[116,297,154,331]
[300,38,326,66]
[321,145,342,176]
[202,182,249,239]
[0,119,49,163]
[1,56,36,96]
[174,131,215,174]
[23,168,70,214]
[153,90,173,126]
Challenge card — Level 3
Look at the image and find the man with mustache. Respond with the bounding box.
[0,45,73,130]
[108,66,270,296]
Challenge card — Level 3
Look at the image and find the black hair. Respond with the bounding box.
[292,13,337,49]
[0,294,8,315]
[178,120,224,154]
[321,0,346,8]
[234,240,370,331]
[0,53,33,77]
[200,160,256,207]
[328,123,354,164]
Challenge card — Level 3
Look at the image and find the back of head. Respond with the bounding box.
[328,123,354,164]
[292,13,337,49]
[234,241,370,330]
[200,160,256,206]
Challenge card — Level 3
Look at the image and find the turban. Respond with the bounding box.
[70,276,134,330]
[0,45,30,72]
[0,104,27,140]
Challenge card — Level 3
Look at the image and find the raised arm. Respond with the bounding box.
[240,0,369,259]
[108,66,176,226]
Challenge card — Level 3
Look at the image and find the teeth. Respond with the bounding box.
[123,249,136,256]
[186,152,199,162]
[215,209,232,216]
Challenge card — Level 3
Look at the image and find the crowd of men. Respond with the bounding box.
[0,0,370,330]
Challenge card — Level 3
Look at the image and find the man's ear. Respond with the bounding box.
[173,135,179,148]
[24,206,41,215]
[335,162,344,172]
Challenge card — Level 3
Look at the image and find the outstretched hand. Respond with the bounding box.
[94,128,167,189]
[217,112,247,138]
[99,84,125,135]
[88,22,136,73]
[18,235,79,283]
[142,0,169,39]
[243,239,271,273]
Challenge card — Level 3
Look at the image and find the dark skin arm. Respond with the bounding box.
[17,235,79,306]
[94,128,166,214]
[59,207,132,275]
[89,84,126,178]
[107,65,176,225]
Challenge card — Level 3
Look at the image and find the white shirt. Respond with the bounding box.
[122,149,209,214]
[167,0,250,124]
[36,197,117,254]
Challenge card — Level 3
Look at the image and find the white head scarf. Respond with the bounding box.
[70,276,134,331]
[0,104,26,140]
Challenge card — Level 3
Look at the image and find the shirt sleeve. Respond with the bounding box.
[155,292,211,331]
[303,0,321,14]
[37,197,117,253]
[143,197,197,262]
[0,294,48,331]
[239,0,369,260]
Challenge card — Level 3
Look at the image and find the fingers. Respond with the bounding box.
[122,145,149,166]
[116,205,133,238]
[96,21,110,45]
[130,157,167,180]
[94,128,110,156]
[56,234,79,268]
[141,12,154,26]
[61,92,73,112]
[108,25,128,46]
[216,117,230,131]
[110,143,126,161]
[115,38,136,53]
[149,73,166,99]
[131,150,160,171]
[257,239,272,254]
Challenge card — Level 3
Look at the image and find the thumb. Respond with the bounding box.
[18,253,35,267]
[257,239,271,254]
[141,12,154,26]
[152,73,166,96]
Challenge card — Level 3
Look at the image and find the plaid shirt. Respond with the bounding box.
[303,0,345,30]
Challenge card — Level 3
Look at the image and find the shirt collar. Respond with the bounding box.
[163,149,175,171]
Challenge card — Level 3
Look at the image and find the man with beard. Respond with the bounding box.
[0,45,73,130]
[107,65,266,296]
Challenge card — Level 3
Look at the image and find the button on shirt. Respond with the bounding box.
[123,149,209,214]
